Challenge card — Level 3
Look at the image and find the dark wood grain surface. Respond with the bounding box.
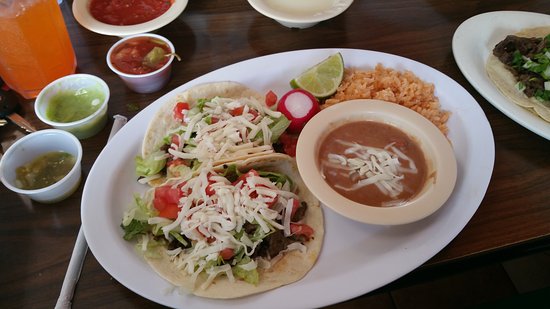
[1,0,550,308]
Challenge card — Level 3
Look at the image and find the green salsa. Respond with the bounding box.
[15,151,76,190]
[46,88,105,123]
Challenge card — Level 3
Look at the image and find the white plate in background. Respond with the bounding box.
[453,11,550,140]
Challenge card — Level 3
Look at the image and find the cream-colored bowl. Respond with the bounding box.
[0,129,82,203]
[72,0,188,37]
[248,0,353,29]
[296,99,457,225]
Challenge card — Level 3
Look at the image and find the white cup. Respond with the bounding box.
[35,74,110,140]
[0,129,83,203]
[106,33,175,93]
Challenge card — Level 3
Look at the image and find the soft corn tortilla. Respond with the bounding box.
[142,81,275,186]
[145,153,324,299]
[486,26,550,121]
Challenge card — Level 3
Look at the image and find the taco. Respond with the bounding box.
[136,81,291,186]
[121,153,323,298]
[486,26,550,121]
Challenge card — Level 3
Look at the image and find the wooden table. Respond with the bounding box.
[1,0,550,307]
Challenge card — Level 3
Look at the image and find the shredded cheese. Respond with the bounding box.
[325,140,418,198]
[160,95,288,181]
[153,166,309,290]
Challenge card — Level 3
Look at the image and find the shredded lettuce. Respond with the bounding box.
[135,151,166,177]
[169,230,188,247]
[258,170,292,188]
[136,234,165,258]
[121,219,151,241]
[254,115,291,143]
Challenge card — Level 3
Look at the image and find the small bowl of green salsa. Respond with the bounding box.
[35,74,110,139]
[0,129,83,203]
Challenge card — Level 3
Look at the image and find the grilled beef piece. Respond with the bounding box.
[518,71,545,97]
[292,202,308,222]
[243,222,257,234]
[492,35,549,98]
[166,234,192,250]
[254,230,292,259]
[493,35,545,66]
[160,143,170,152]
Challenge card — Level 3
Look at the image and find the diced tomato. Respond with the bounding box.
[219,248,235,260]
[210,116,219,124]
[203,172,218,196]
[155,185,182,204]
[173,102,190,122]
[279,132,298,157]
[248,108,260,121]
[153,185,184,219]
[290,223,314,240]
[249,186,278,207]
[205,181,216,196]
[229,105,244,116]
[157,204,180,219]
[265,90,277,107]
[290,198,300,218]
[266,194,278,208]
[170,134,180,147]
[232,169,259,186]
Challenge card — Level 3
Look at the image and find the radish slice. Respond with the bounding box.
[277,89,320,133]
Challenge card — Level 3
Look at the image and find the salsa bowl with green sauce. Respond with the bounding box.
[0,129,83,203]
[35,74,110,139]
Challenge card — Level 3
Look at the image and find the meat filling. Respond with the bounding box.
[492,35,548,98]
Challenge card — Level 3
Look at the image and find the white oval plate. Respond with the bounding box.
[452,11,550,140]
[82,49,494,309]
[72,0,188,37]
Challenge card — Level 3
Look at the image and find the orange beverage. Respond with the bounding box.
[0,0,77,99]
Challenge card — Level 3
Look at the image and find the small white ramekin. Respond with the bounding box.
[35,74,110,139]
[0,129,83,203]
[106,33,175,94]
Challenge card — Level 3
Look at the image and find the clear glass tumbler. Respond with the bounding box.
[0,0,77,99]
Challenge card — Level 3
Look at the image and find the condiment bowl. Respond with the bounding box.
[247,0,353,29]
[35,74,110,140]
[0,129,83,204]
[72,0,189,37]
[296,99,457,225]
[106,33,175,93]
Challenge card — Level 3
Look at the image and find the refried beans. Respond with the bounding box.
[318,120,427,207]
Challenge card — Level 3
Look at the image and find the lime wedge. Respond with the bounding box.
[290,52,344,98]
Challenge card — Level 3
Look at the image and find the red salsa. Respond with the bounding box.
[110,37,172,75]
[89,0,172,26]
